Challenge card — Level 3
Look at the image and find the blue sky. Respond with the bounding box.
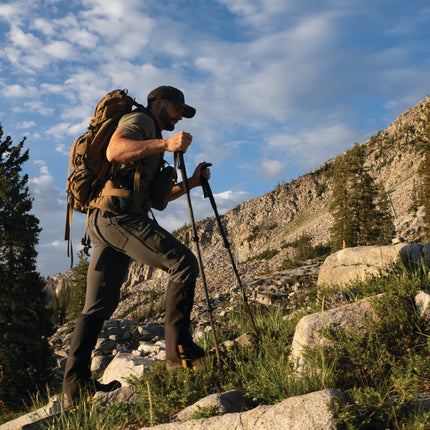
[0,0,429,277]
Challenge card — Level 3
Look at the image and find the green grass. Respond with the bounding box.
[3,261,430,429]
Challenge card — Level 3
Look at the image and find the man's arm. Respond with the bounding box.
[106,129,193,163]
[169,162,212,201]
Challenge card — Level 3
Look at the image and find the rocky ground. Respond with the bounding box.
[49,258,323,380]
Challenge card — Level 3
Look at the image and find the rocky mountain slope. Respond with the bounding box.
[45,96,429,318]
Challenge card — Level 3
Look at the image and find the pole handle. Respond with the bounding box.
[200,163,212,198]
[175,151,185,170]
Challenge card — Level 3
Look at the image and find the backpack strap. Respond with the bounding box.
[99,180,133,199]
[64,156,75,267]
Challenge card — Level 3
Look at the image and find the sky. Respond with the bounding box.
[0,0,429,278]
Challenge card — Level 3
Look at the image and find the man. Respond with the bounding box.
[63,86,211,405]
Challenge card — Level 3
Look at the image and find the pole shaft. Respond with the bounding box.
[175,152,221,365]
[201,177,259,338]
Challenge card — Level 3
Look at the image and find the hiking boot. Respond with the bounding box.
[182,342,205,359]
[63,379,121,409]
[88,378,122,394]
[165,345,217,373]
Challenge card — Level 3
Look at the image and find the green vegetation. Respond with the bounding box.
[5,260,428,429]
[0,123,54,412]
[172,222,191,237]
[278,232,331,270]
[419,99,430,240]
[242,249,279,263]
[329,143,395,250]
[118,290,164,323]
[47,250,90,325]
[246,225,261,242]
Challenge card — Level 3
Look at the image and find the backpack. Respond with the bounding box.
[64,89,144,262]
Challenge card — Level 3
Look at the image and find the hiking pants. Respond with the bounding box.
[63,208,199,395]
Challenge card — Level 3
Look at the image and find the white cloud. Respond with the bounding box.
[268,124,357,172]
[216,0,292,28]
[43,40,74,59]
[31,18,55,36]
[155,188,252,233]
[45,122,78,139]
[28,160,72,277]
[78,0,155,60]
[260,160,285,180]
[29,160,64,211]
[1,83,38,98]
[17,120,36,129]
[9,24,40,48]
[0,3,20,20]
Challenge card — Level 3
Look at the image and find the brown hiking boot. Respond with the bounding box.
[165,346,217,373]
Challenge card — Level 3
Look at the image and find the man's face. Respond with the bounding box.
[159,100,184,131]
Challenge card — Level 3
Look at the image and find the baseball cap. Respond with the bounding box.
[147,86,196,118]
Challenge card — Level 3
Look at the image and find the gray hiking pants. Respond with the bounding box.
[83,208,199,359]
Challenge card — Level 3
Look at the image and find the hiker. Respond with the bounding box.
[63,86,212,405]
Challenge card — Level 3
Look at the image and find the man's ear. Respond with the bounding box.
[154,96,164,109]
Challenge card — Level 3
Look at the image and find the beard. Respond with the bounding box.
[159,106,176,131]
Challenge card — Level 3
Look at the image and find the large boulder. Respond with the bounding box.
[171,390,250,422]
[138,389,345,430]
[100,352,153,386]
[317,243,422,287]
[290,297,379,374]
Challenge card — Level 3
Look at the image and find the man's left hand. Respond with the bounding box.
[190,161,212,188]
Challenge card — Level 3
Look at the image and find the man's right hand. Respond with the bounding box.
[165,131,193,153]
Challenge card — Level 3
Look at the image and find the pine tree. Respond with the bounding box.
[422,143,430,240]
[373,184,396,245]
[409,179,421,215]
[347,144,380,246]
[330,143,395,251]
[329,155,352,249]
[0,123,53,411]
[420,100,430,240]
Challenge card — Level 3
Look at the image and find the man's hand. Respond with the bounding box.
[190,162,212,188]
[165,131,193,153]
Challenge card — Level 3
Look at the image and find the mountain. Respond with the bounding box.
[46,96,429,315]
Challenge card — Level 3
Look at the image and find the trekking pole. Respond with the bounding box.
[200,174,259,340]
[175,152,221,367]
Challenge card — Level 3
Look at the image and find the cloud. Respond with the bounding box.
[155,188,252,233]
[216,0,293,29]
[9,24,40,48]
[43,40,75,59]
[27,160,70,275]
[259,160,285,180]
[1,83,38,98]
[0,3,20,21]
[16,120,35,129]
[267,124,357,172]
[29,161,64,211]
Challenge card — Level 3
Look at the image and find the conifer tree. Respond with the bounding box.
[409,179,422,215]
[420,99,430,240]
[329,156,352,249]
[330,143,395,250]
[0,123,53,411]
[347,144,380,246]
[373,184,396,244]
[423,145,430,240]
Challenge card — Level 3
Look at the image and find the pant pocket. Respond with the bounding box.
[89,211,129,251]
